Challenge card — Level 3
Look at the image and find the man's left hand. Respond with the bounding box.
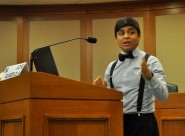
[141,57,153,80]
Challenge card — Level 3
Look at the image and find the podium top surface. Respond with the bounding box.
[0,72,123,103]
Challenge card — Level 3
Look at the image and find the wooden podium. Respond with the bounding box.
[0,72,123,136]
[155,92,185,136]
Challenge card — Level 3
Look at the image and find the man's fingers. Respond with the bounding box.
[94,76,107,87]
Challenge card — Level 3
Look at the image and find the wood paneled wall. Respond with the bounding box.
[0,1,185,83]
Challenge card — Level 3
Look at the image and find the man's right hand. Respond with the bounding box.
[93,76,107,87]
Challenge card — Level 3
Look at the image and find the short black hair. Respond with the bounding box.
[114,17,141,36]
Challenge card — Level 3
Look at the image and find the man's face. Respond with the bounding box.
[115,26,140,53]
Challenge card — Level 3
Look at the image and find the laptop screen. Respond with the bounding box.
[31,46,59,76]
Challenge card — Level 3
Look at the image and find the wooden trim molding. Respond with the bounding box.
[143,11,156,56]
[0,116,25,136]
[43,114,110,136]
[80,16,93,83]
[17,16,30,64]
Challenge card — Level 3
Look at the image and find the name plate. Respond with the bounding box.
[1,62,29,80]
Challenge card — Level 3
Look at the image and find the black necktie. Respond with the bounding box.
[119,52,134,61]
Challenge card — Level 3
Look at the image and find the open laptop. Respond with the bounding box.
[30,46,59,76]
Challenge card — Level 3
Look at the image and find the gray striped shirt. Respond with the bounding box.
[104,47,168,114]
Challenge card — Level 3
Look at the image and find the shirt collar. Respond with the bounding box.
[120,47,139,58]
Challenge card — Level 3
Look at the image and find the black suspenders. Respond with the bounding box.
[109,60,118,89]
[109,53,150,113]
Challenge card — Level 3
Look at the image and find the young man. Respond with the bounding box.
[94,17,168,136]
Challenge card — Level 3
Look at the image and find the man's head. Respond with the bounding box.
[114,17,141,53]
[114,17,140,37]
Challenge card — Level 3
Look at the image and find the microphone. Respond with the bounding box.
[86,37,97,44]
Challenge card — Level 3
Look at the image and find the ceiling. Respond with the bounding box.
[0,0,138,5]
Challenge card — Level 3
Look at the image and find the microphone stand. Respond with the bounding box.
[29,37,96,72]
[45,38,86,48]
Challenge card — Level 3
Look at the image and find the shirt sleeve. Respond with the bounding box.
[145,56,169,101]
